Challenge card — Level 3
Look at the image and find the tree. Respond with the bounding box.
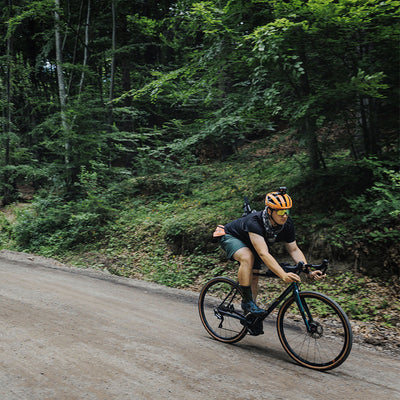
[1,0,14,204]
[121,0,275,164]
[0,0,398,198]
[54,0,70,168]
[249,0,399,167]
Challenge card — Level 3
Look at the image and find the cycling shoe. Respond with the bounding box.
[241,300,266,315]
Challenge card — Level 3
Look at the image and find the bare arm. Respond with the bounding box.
[249,233,300,283]
[285,241,306,264]
[285,241,325,280]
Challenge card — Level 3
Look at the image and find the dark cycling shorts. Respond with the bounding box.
[220,234,263,269]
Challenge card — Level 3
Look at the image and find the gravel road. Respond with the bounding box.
[0,250,399,400]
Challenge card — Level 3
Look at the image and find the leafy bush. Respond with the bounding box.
[4,137,399,280]
[162,209,215,254]
[350,158,400,222]
[319,158,400,276]
[12,168,117,254]
[0,212,12,247]
[12,194,112,254]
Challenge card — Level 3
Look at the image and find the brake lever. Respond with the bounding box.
[320,259,329,274]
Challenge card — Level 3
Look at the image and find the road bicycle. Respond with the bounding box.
[198,260,353,371]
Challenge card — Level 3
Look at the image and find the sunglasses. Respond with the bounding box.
[276,209,290,216]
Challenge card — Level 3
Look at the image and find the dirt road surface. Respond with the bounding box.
[0,251,399,400]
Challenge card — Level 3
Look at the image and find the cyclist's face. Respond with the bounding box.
[271,210,289,225]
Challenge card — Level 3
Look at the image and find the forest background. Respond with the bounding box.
[0,1,400,330]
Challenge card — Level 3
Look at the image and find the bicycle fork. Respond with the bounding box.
[292,284,314,334]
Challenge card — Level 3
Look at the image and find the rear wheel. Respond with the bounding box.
[277,291,353,371]
[198,277,247,343]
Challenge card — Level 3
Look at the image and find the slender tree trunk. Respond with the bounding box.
[78,0,90,97]
[1,0,15,205]
[297,39,321,170]
[120,14,132,110]
[359,95,379,156]
[356,38,380,157]
[67,0,84,96]
[54,0,70,168]
[106,0,117,168]
[5,6,12,167]
[302,118,322,170]
[109,0,116,103]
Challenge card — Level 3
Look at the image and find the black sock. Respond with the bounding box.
[240,285,253,303]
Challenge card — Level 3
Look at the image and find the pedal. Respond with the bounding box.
[240,315,264,336]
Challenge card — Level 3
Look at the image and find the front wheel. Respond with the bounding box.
[277,291,353,371]
[198,277,248,343]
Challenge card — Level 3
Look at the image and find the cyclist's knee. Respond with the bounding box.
[233,247,254,267]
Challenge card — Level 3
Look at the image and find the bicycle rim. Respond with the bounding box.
[277,291,353,371]
[198,277,247,343]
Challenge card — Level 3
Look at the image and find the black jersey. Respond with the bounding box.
[224,210,296,251]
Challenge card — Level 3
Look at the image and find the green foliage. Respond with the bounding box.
[13,197,102,254]
[12,168,118,254]
[0,211,13,247]
[316,158,400,275]
[247,0,399,165]
[350,158,400,222]
[139,254,215,288]
[1,0,399,197]
[162,205,216,254]
[299,271,400,325]
[256,270,400,326]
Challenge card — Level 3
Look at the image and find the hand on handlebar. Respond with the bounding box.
[308,270,326,280]
[282,272,301,283]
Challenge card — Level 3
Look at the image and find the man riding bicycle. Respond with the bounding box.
[215,187,324,316]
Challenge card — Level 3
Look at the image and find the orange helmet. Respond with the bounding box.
[265,187,293,209]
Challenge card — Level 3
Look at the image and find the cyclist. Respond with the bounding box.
[215,187,324,315]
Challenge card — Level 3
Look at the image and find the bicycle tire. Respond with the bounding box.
[198,277,248,343]
[277,291,353,371]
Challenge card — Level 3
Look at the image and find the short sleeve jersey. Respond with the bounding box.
[224,211,296,252]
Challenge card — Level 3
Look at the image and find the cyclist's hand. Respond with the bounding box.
[309,270,326,280]
[283,272,301,283]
